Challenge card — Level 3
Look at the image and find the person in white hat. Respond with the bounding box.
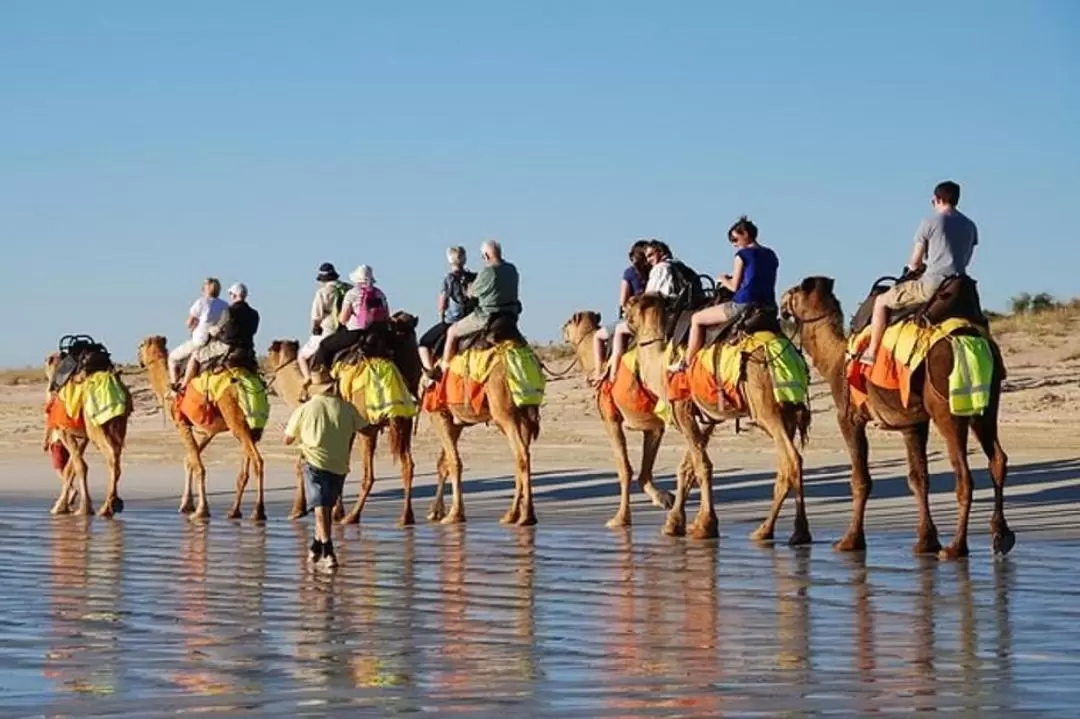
[310,264,390,370]
[179,282,260,390]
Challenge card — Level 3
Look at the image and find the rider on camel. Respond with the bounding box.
[179,282,260,391]
[588,240,650,385]
[297,262,352,385]
[418,246,477,383]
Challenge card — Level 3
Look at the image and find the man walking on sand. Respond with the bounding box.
[283,368,367,571]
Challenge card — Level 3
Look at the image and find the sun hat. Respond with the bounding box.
[227,282,248,299]
[316,262,339,282]
[348,264,375,286]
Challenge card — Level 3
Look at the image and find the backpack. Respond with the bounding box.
[447,270,478,316]
[668,260,708,311]
[321,282,351,332]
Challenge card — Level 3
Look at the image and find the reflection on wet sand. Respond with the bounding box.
[3,511,1078,716]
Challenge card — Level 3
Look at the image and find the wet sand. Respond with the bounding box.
[2,496,1080,717]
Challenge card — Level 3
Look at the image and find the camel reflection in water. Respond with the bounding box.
[45,518,123,698]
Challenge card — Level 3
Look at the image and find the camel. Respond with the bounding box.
[622,294,812,543]
[44,350,132,518]
[137,335,267,522]
[266,317,419,526]
[423,330,542,527]
[780,276,1014,559]
[561,311,675,527]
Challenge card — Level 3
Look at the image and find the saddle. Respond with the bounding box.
[49,335,113,393]
[202,346,260,376]
[330,322,396,367]
[668,284,782,350]
[849,272,988,337]
[459,312,527,352]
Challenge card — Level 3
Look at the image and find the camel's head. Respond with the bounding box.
[781,276,842,325]
[561,311,601,346]
[137,335,168,367]
[622,293,666,337]
[44,352,61,380]
[267,339,300,367]
[390,310,419,335]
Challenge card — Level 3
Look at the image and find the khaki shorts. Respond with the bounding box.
[194,339,230,364]
[879,280,934,310]
[452,312,489,339]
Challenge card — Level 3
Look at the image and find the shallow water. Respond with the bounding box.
[1,507,1079,717]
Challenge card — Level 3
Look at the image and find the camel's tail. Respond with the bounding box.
[522,404,541,443]
[794,403,812,449]
[388,416,413,467]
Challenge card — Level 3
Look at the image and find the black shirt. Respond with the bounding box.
[220,301,260,352]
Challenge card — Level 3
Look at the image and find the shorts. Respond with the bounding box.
[194,339,229,364]
[880,280,934,310]
[299,334,325,360]
[418,321,450,353]
[50,442,70,472]
[302,461,346,509]
[710,301,747,323]
[451,312,488,340]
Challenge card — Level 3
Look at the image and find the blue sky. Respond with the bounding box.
[1,1,1077,366]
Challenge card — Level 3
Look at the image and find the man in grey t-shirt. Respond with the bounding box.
[862,180,978,364]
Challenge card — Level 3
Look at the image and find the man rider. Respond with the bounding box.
[298,262,352,385]
[861,180,978,365]
[439,240,520,371]
[179,282,260,391]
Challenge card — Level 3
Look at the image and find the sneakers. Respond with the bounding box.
[316,541,338,572]
[307,539,322,564]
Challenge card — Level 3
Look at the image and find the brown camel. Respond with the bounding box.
[780,276,1014,559]
[561,311,674,527]
[44,352,132,518]
[424,339,542,527]
[137,336,267,522]
[266,326,418,527]
[622,294,812,543]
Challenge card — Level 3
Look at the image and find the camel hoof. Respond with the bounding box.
[787,529,813,547]
[427,500,446,522]
[226,508,242,520]
[331,506,345,522]
[749,525,775,543]
[440,511,466,525]
[287,508,308,521]
[426,509,445,522]
[96,504,114,519]
[397,511,415,528]
[50,505,71,517]
[499,510,519,525]
[248,509,267,524]
[189,509,210,523]
[178,500,195,515]
[992,530,1016,556]
[688,515,719,540]
[649,489,675,510]
[938,543,969,561]
[76,506,93,518]
[912,537,943,556]
[605,514,631,529]
[832,533,866,553]
[515,511,538,527]
[340,512,360,526]
[662,515,686,538]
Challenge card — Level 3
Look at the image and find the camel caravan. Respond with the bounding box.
[39,181,1015,560]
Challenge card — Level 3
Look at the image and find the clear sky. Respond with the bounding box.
[1,1,1077,367]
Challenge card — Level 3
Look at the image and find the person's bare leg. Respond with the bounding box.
[590,328,609,384]
[864,295,890,363]
[297,353,312,383]
[607,327,631,382]
[181,355,200,389]
[440,324,459,368]
[419,345,435,373]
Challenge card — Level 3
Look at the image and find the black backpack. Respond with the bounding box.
[668,260,709,311]
[447,270,478,315]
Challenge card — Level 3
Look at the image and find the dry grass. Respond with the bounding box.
[990,303,1080,338]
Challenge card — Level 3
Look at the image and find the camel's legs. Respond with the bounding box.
[436,416,466,524]
[225,424,265,523]
[50,445,79,516]
[680,410,717,540]
[751,406,810,546]
[971,409,1015,555]
[179,429,212,518]
[396,421,417,528]
[935,413,973,560]
[834,413,872,552]
[602,418,635,528]
[342,430,378,525]
[95,427,125,518]
[500,415,536,527]
[637,426,673,509]
[902,423,941,555]
[68,436,93,517]
[288,455,308,520]
[427,448,450,522]
[663,449,693,537]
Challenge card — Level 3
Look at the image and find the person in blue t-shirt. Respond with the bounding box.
[589,240,651,385]
[674,216,779,372]
[418,245,477,380]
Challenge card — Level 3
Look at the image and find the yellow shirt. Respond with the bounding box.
[284,394,366,475]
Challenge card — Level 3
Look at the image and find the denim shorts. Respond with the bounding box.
[302,461,346,509]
